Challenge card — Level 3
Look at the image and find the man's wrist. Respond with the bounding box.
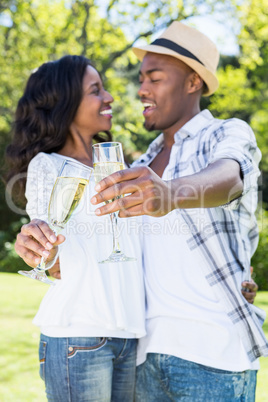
[166,179,183,212]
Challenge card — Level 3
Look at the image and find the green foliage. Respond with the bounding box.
[209,65,256,121]
[236,0,268,171]
[1,0,268,282]
[251,109,268,171]
[0,0,237,206]
[237,0,268,170]
[0,217,29,273]
[0,0,240,160]
[251,209,268,290]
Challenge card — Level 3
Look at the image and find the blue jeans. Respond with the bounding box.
[135,353,257,401]
[39,334,137,401]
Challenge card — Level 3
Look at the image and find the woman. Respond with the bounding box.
[6,55,145,401]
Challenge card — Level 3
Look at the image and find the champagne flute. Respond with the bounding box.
[93,142,136,263]
[18,159,93,284]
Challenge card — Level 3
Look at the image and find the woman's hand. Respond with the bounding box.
[48,259,61,279]
[241,280,258,304]
[15,218,65,268]
[241,267,258,304]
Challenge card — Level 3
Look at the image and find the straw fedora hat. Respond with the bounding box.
[132,21,219,96]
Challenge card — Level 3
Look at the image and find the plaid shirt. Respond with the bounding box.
[133,109,268,361]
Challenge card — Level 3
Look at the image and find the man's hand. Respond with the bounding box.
[90,160,243,218]
[91,166,174,217]
[15,218,65,268]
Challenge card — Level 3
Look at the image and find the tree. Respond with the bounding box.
[238,0,268,171]
[2,0,268,290]
[0,0,240,224]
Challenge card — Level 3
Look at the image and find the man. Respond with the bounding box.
[90,22,268,400]
[15,21,264,400]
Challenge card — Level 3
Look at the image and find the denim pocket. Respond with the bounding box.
[196,362,242,375]
[38,340,47,381]
[67,337,107,358]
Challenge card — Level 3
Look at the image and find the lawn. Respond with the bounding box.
[0,273,47,401]
[0,272,267,401]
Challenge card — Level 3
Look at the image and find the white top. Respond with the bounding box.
[25,152,146,339]
[137,212,259,371]
[133,110,264,370]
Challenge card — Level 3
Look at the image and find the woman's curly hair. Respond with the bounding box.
[5,55,112,206]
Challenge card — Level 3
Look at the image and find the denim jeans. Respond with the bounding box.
[135,353,257,402]
[39,334,137,401]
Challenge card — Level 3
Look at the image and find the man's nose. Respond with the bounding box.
[138,82,150,97]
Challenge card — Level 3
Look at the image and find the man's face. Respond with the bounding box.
[138,53,194,134]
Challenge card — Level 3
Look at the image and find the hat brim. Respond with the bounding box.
[132,45,219,96]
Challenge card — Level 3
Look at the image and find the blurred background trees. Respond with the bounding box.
[1,0,268,288]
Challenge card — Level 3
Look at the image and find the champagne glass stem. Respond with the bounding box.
[110,212,121,254]
[92,142,136,263]
[18,159,92,283]
[33,256,45,273]
[41,227,60,270]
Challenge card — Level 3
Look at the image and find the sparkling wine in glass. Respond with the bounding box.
[18,159,93,284]
[93,142,136,263]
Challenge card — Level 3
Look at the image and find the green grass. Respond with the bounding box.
[0,273,268,401]
[0,273,47,401]
[253,291,268,401]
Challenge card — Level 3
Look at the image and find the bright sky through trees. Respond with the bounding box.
[187,16,239,55]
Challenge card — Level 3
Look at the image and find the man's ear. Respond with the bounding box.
[188,72,204,94]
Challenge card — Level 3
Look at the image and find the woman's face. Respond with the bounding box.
[71,65,114,137]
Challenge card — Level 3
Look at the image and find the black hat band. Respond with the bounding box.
[150,38,204,66]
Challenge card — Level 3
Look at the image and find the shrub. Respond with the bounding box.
[251,209,268,290]
[0,217,29,273]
